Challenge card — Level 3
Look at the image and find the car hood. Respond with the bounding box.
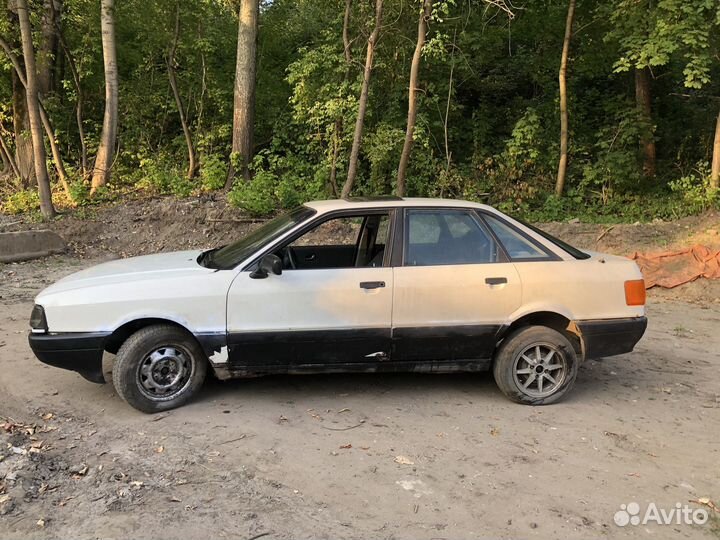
[38,250,210,297]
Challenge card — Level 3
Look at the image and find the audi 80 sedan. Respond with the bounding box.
[29,197,647,412]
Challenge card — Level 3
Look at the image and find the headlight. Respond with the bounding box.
[30,305,48,332]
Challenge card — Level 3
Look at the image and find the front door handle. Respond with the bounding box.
[360,281,385,289]
[485,277,507,285]
[304,253,316,261]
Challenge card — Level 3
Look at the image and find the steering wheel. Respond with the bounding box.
[282,246,297,270]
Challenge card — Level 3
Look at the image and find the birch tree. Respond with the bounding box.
[90,0,118,194]
[554,0,575,197]
[15,0,55,217]
[396,0,433,197]
[341,0,383,198]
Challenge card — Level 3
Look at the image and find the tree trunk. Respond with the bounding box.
[0,137,11,176]
[168,2,197,180]
[39,102,71,195]
[37,0,60,95]
[342,0,352,66]
[11,71,34,186]
[328,0,353,198]
[16,0,55,218]
[328,119,341,197]
[341,0,383,199]
[635,67,656,178]
[0,34,70,196]
[226,0,259,188]
[554,0,575,197]
[91,0,118,194]
[712,107,720,190]
[55,17,88,176]
[441,27,457,176]
[0,131,21,179]
[396,0,433,197]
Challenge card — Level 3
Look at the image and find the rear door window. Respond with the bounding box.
[404,210,501,266]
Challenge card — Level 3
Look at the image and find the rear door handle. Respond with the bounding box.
[360,281,385,290]
[485,277,507,285]
[304,254,316,261]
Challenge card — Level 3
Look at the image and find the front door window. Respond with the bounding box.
[278,213,390,270]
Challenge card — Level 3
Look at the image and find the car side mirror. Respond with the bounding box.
[250,254,283,279]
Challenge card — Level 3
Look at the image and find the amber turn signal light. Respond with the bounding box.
[624,279,646,306]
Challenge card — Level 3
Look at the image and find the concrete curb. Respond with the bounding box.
[0,230,67,263]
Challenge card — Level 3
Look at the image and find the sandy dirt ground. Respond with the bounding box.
[1,200,719,538]
[0,255,718,539]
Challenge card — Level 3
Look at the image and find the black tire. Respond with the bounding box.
[493,325,578,405]
[112,324,207,413]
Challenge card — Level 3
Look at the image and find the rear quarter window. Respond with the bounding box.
[483,214,552,260]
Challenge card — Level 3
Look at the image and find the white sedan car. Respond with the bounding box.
[29,198,647,412]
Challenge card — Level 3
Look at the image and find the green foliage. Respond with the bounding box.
[608,0,720,89]
[3,188,40,215]
[669,165,719,212]
[580,110,643,201]
[200,154,228,191]
[68,181,91,205]
[505,108,544,169]
[228,170,277,216]
[135,158,193,197]
[2,0,720,225]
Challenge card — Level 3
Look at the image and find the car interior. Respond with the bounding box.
[275,213,390,270]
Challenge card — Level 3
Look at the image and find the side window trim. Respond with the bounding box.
[400,207,508,267]
[476,210,561,262]
[243,208,397,271]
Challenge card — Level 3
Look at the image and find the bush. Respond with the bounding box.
[227,170,277,216]
[68,181,91,205]
[200,153,227,191]
[136,158,193,197]
[3,188,40,214]
[669,166,718,213]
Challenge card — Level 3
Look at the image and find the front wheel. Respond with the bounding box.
[112,325,207,413]
[493,325,578,405]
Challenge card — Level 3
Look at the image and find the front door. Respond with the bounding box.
[226,211,394,369]
[392,208,522,362]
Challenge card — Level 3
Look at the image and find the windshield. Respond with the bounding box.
[202,206,315,269]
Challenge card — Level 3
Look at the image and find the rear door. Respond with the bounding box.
[391,208,522,363]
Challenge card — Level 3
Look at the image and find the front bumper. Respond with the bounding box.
[576,316,647,360]
[28,332,110,384]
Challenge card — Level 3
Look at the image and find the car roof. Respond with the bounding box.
[304,197,494,213]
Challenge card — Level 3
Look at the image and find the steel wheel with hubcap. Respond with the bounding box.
[494,325,578,405]
[137,345,194,401]
[113,325,207,413]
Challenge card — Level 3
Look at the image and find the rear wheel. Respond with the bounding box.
[112,325,207,413]
[493,325,578,405]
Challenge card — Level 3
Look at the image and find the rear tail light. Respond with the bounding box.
[624,279,646,306]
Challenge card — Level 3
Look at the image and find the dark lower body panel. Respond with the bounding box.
[29,317,647,384]
[575,317,647,360]
[28,332,110,383]
[226,328,392,367]
[216,325,501,379]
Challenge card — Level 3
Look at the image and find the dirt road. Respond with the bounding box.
[1,254,718,539]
